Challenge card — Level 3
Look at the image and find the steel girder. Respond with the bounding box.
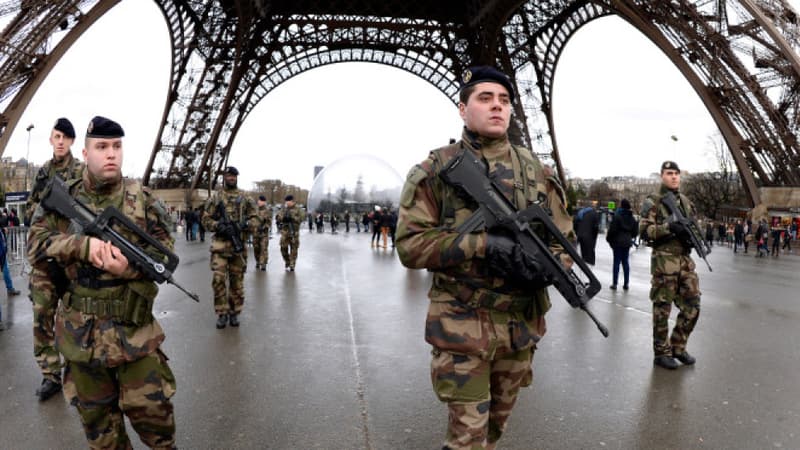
[0,1,799,206]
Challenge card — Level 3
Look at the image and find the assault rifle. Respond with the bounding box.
[215,201,245,253]
[40,177,199,302]
[661,191,712,272]
[439,149,609,337]
[279,212,295,234]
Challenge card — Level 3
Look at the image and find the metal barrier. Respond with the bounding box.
[6,226,28,272]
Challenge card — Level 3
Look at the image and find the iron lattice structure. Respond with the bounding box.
[1,1,800,205]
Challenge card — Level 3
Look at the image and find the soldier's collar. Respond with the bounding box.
[52,151,73,166]
[461,127,508,151]
[659,183,680,194]
[83,168,121,195]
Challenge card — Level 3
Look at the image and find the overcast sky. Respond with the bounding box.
[3,1,797,191]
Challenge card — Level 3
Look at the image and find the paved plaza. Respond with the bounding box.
[1,229,799,449]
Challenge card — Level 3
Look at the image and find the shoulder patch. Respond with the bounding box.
[401,164,429,208]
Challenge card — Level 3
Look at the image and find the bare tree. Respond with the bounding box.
[683,133,747,219]
[587,181,618,205]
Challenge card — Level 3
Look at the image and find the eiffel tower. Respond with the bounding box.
[1,1,800,206]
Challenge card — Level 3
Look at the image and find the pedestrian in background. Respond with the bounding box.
[755,219,769,257]
[733,220,743,253]
[606,199,637,290]
[705,221,714,248]
[575,204,600,265]
[361,212,370,234]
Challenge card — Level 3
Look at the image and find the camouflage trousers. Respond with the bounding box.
[210,251,247,316]
[430,311,545,450]
[650,253,701,356]
[63,350,176,449]
[280,232,299,268]
[30,267,62,380]
[253,233,269,267]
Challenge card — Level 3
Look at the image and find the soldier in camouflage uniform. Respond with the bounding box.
[639,161,701,370]
[25,118,85,402]
[253,195,272,271]
[396,66,575,450]
[275,194,303,271]
[201,166,258,329]
[27,116,177,449]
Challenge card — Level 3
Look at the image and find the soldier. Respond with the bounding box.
[254,195,272,271]
[396,66,574,450]
[25,118,85,402]
[275,195,303,271]
[639,161,702,370]
[27,116,177,448]
[201,166,257,329]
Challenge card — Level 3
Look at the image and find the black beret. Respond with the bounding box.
[223,166,239,176]
[460,66,515,102]
[53,118,75,138]
[258,195,266,201]
[284,194,294,201]
[661,161,680,173]
[86,116,124,138]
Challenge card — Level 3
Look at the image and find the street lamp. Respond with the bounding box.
[24,124,34,191]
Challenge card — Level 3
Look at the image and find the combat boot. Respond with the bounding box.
[673,350,696,365]
[7,288,19,296]
[653,355,679,370]
[229,314,240,327]
[36,378,62,401]
[216,314,228,329]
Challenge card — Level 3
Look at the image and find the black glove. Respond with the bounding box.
[668,221,692,246]
[216,221,233,237]
[668,221,690,238]
[485,233,550,286]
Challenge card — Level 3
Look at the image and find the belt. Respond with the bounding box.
[433,273,530,313]
[64,294,126,317]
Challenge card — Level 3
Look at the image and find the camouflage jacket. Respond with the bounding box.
[27,172,174,367]
[24,152,85,224]
[256,204,273,236]
[640,183,697,256]
[276,205,304,236]
[396,129,574,353]
[201,187,258,254]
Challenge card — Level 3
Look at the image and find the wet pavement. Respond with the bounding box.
[1,230,799,449]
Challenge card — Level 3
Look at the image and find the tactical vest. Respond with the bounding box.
[433,142,548,228]
[646,190,693,255]
[429,142,552,315]
[210,190,248,228]
[63,179,160,326]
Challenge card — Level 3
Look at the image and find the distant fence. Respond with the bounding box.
[6,226,28,272]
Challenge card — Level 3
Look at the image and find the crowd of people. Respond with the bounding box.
[305,206,398,248]
[702,217,796,257]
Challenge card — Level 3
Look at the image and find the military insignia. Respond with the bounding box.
[86,120,93,134]
[463,69,472,84]
[665,162,672,169]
